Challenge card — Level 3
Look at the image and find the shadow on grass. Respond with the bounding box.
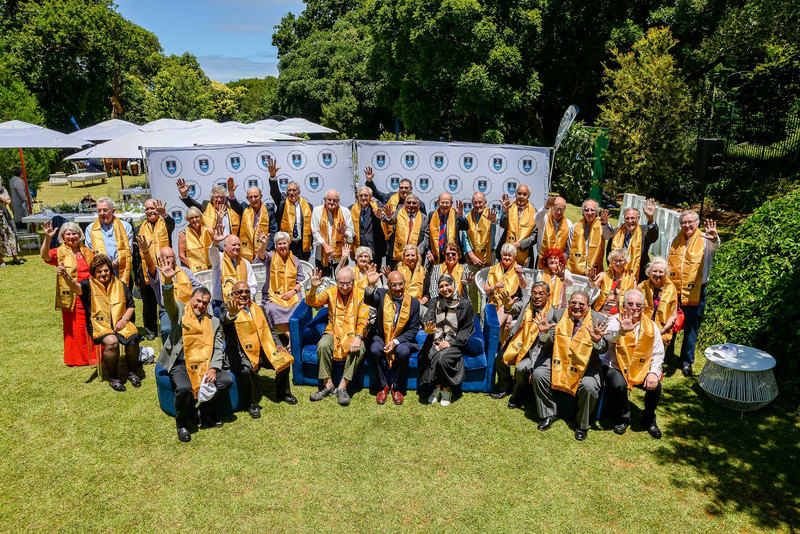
[655,382,800,532]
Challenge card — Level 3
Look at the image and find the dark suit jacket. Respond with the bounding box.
[219,301,263,372]
[133,215,175,286]
[350,202,387,260]
[268,177,313,248]
[605,221,659,282]
[366,180,427,215]
[364,287,421,349]
[422,296,475,350]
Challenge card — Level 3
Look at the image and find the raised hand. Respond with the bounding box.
[158,261,178,280]
[266,156,280,177]
[544,196,555,210]
[226,176,238,197]
[366,263,382,285]
[600,209,609,225]
[588,267,601,288]
[382,203,394,220]
[372,204,383,218]
[514,264,524,277]
[618,309,636,332]
[43,221,57,238]
[701,219,718,241]
[212,220,226,245]
[485,207,498,223]
[335,220,347,236]
[216,207,227,226]
[462,270,476,286]
[256,229,269,244]
[176,178,190,197]
[226,295,241,316]
[364,166,374,182]
[155,198,167,217]
[501,194,512,214]
[644,198,657,221]
[310,268,323,288]
[455,200,464,217]
[135,234,153,253]
[341,243,351,259]
[535,311,556,333]
[555,262,566,280]
[588,317,609,342]
[423,320,436,334]
[380,265,391,278]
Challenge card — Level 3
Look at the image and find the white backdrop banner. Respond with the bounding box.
[145,140,355,244]
[354,141,551,214]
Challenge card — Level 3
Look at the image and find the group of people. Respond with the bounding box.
[40,159,720,442]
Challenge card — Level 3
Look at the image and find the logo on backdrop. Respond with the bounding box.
[263,200,276,212]
[462,201,473,215]
[193,154,214,176]
[502,178,519,196]
[214,178,228,193]
[473,176,491,195]
[416,174,432,194]
[244,175,263,192]
[161,155,182,177]
[372,151,390,170]
[386,173,402,192]
[489,154,506,174]
[226,152,245,174]
[305,173,324,193]
[401,150,419,171]
[429,199,439,213]
[317,149,337,169]
[517,154,537,175]
[182,179,201,200]
[168,206,185,225]
[459,153,477,173]
[257,150,277,171]
[444,175,463,195]
[430,152,448,172]
[287,150,306,171]
[490,201,503,214]
[277,174,291,192]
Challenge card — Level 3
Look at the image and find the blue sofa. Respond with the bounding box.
[289,301,501,392]
[155,365,243,417]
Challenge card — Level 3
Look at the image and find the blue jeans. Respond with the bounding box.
[669,283,707,365]
[159,306,172,344]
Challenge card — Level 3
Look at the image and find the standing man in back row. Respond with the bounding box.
[267,157,313,261]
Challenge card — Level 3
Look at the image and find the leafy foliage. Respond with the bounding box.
[226,77,278,122]
[552,122,595,204]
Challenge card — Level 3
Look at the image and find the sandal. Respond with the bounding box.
[109,380,126,392]
[128,374,142,388]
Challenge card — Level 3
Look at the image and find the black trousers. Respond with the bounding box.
[234,352,292,407]
[603,365,661,426]
[368,337,414,390]
[168,363,233,428]
[139,281,158,335]
[290,241,310,262]
[494,352,537,404]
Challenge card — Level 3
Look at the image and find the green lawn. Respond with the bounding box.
[1,251,797,532]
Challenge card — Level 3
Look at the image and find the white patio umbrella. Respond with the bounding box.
[67,119,140,142]
[252,117,338,134]
[0,120,89,210]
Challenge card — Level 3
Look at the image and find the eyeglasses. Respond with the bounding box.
[445,252,458,257]
[338,281,354,287]
[625,303,644,308]
[231,289,249,296]
[287,188,300,194]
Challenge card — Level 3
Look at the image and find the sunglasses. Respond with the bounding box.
[231,289,249,296]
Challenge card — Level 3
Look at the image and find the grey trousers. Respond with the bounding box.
[532,356,603,430]
[317,333,365,381]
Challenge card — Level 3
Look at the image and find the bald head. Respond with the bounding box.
[387,270,405,297]
[471,191,486,215]
[516,184,530,206]
[223,235,241,258]
[144,198,159,222]
[551,196,566,221]
[246,186,262,209]
[324,189,340,212]
[437,192,452,213]
[231,280,251,304]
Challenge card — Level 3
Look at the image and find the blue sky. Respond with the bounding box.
[116,0,305,82]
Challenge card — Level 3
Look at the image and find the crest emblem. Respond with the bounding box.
[493,157,503,171]
[318,150,337,168]
[257,151,276,170]
[390,176,400,190]
[230,156,240,170]
[478,180,487,192]
[309,176,319,189]
[305,173,324,192]
[522,159,532,173]
[464,157,473,169]
[165,160,177,174]
[278,177,288,191]
[247,178,259,188]
[292,154,302,167]
[405,155,414,167]
[187,184,197,198]
[170,209,183,225]
[448,178,459,192]
[506,180,517,194]
[261,155,270,167]
[430,152,448,171]
[490,201,503,213]
[376,155,386,167]
[400,151,419,170]
[463,201,472,214]
[435,156,444,168]
[418,177,429,191]
[322,152,332,166]
[198,159,209,173]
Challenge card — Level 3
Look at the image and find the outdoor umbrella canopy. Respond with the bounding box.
[66,119,140,142]
[252,118,338,134]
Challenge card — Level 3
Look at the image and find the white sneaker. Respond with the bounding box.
[440,389,452,407]
[428,388,441,405]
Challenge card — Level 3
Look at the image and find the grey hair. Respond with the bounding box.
[355,246,372,260]
[623,207,640,217]
[608,247,629,263]
[500,243,517,256]
[58,222,85,244]
[645,256,670,277]
[287,181,300,189]
[399,178,412,186]
[569,289,590,303]
[581,198,599,210]
[680,209,699,223]
[404,193,420,204]
[210,184,227,199]
[96,197,115,210]
[623,289,645,305]
[531,280,551,294]
[274,231,291,244]
[186,206,202,220]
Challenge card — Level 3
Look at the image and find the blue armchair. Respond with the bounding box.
[155,365,243,417]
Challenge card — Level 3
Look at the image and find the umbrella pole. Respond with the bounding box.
[118,159,125,189]
[18,147,33,212]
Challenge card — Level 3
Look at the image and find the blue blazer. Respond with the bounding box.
[364,286,421,349]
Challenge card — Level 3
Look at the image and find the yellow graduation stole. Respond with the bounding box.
[234,304,293,373]
[612,224,643,277]
[55,244,94,310]
[381,192,401,240]
[184,225,213,273]
[181,302,214,398]
[487,262,520,306]
[440,262,465,295]
[89,217,131,284]
[354,267,370,295]
[668,231,705,306]
[382,291,413,366]
[173,269,194,304]
[539,212,570,256]
[89,276,138,340]
[269,252,299,308]
[593,268,637,312]
[614,315,657,389]
[639,279,678,344]
[221,254,248,300]
[551,311,594,396]
[502,300,551,365]
[239,205,270,262]
[325,287,360,361]
[138,217,170,283]
[392,207,423,261]
[466,210,492,264]
[202,203,240,236]
[540,270,564,308]
[507,203,535,264]
[319,206,346,267]
[280,197,313,252]
[567,219,604,276]
[428,208,457,264]
[398,263,425,299]
[351,200,378,249]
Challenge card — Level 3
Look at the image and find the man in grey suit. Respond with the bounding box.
[381,194,429,267]
[156,264,232,442]
[533,290,609,441]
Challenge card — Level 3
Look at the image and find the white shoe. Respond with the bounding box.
[440,389,452,407]
[428,388,441,404]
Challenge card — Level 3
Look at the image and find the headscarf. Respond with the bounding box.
[435,274,461,343]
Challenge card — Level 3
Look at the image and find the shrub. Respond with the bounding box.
[698,186,800,394]
[480,129,504,144]
[552,121,595,204]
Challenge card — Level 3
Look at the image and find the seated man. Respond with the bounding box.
[492,281,552,410]
[156,266,232,443]
[221,281,296,419]
[364,268,421,405]
[306,266,370,406]
[602,289,664,439]
[209,222,257,318]
[533,290,609,441]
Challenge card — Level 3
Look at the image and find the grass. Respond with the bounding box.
[1,249,798,532]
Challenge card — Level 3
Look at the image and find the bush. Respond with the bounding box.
[552,122,595,204]
[480,129,504,144]
[698,186,800,394]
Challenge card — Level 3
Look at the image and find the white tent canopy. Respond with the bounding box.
[252,118,338,134]
[0,120,89,149]
[67,119,139,142]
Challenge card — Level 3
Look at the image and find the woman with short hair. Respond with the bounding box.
[539,247,574,308]
[639,256,679,344]
[485,242,527,344]
[256,230,306,345]
[590,247,636,315]
[178,206,213,273]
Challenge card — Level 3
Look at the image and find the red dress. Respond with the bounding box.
[47,249,97,366]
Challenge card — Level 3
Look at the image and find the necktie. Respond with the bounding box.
[291,202,300,240]
[572,318,581,338]
[407,215,414,244]
[624,230,632,248]
[439,214,447,251]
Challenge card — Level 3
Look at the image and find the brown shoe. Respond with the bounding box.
[376,386,389,405]
[391,387,404,405]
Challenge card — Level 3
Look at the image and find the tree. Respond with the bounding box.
[210,81,245,122]
[598,27,695,198]
[148,54,214,121]
[227,77,278,122]
[272,0,364,58]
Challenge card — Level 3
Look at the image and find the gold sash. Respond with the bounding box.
[221,254,248,301]
[593,268,636,312]
[392,208,423,261]
[440,262,465,295]
[234,305,293,372]
[55,244,94,309]
[173,269,194,304]
[89,276,138,340]
[487,262,520,306]
[614,316,657,389]
[269,252,299,308]
[398,263,425,299]
[184,225,212,273]
[507,203,535,264]
[202,203,240,236]
[668,231,705,305]
[89,217,131,284]
[382,291,413,366]
[280,197,313,252]
[612,225,643,277]
[319,207,346,267]
[502,300,551,365]
[138,217,170,283]
[239,206,270,262]
[466,210,492,264]
[551,311,594,396]
[381,193,401,240]
[540,270,564,308]
[639,279,678,344]
[326,287,360,361]
[428,208,457,264]
[181,302,214,397]
[567,219,604,276]
[539,212,570,256]
[351,200,378,249]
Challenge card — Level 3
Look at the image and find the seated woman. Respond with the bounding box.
[62,254,142,391]
[336,243,384,294]
[484,243,527,344]
[428,242,475,300]
[539,247,573,308]
[639,256,679,345]
[178,206,213,273]
[398,243,429,308]
[419,274,475,407]
[41,221,96,366]
[256,230,306,347]
[590,247,636,315]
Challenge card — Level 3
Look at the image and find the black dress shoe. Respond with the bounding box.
[490,391,510,400]
[613,422,629,435]
[507,399,520,410]
[201,417,223,428]
[574,428,588,441]
[281,394,298,405]
[682,363,693,377]
[248,404,261,419]
[647,422,662,439]
[537,416,556,431]
[109,381,126,392]
[177,427,191,442]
